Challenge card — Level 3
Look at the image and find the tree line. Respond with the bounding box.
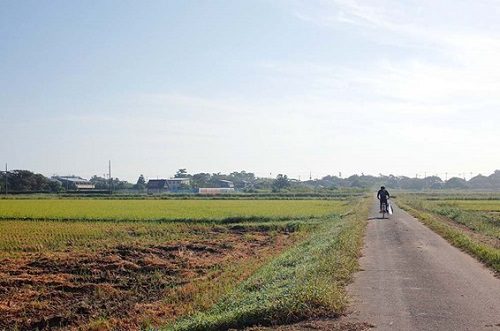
[0,169,499,193]
[0,171,133,193]
[305,171,500,190]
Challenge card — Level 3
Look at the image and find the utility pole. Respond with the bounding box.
[108,160,112,194]
[4,163,7,195]
[445,172,448,181]
[309,171,312,181]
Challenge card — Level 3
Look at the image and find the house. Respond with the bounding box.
[147,178,191,193]
[146,179,168,193]
[217,180,234,188]
[52,176,95,190]
[166,178,190,191]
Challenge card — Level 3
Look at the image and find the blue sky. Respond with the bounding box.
[1,0,499,181]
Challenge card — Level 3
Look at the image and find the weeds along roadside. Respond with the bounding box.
[165,197,370,331]
[145,227,311,328]
[397,196,500,273]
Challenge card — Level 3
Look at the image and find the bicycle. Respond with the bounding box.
[380,201,389,219]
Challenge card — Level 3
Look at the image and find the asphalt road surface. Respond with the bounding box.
[348,199,500,330]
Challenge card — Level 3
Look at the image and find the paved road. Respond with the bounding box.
[348,199,500,330]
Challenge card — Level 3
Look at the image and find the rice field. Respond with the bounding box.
[0,197,368,330]
[0,199,346,221]
[0,220,206,255]
[444,200,500,212]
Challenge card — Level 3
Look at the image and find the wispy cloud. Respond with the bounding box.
[273,0,500,117]
[4,1,499,179]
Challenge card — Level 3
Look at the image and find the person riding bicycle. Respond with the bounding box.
[377,186,390,212]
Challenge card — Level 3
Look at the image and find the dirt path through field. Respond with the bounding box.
[347,199,500,330]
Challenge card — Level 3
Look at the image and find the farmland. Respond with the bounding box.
[397,193,500,272]
[0,197,368,330]
[444,200,500,212]
[0,199,345,222]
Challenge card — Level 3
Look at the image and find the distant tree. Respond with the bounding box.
[272,174,290,192]
[48,180,62,192]
[208,172,231,187]
[175,168,189,178]
[430,182,443,189]
[254,177,273,190]
[88,175,131,190]
[313,175,346,189]
[134,174,146,191]
[444,177,468,189]
[0,170,58,192]
[191,173,211,188]
[489,170,500,189]
[423,176,443,189]
[90,175,109,190]
[380,175,399,189]
[228,171,256,189]
[349,178,364,188]
[468,175,492,189]
[111,178,133,190]
[399,177,426,190]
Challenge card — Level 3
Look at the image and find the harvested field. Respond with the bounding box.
[0,227,295,330]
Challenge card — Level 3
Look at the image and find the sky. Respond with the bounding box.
[1,0,499,182]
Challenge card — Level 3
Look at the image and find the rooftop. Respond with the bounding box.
[53,176,91,183]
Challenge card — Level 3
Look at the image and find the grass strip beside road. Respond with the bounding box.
[167,198,369,330]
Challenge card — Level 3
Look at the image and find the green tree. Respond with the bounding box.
[191,173,211,188]
[272,174,290,192]
[90,175,109,189]
[229,171,256,189]
[468,175,492,189]
[175,168,189,178]
[48,180,62,192]
[489,170,500,189]
[0,170,59,192]
[134,174,146,191]
[444,177,468,189]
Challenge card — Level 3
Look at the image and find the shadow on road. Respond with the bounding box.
[367,216,388,221]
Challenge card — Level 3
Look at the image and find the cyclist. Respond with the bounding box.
[377,186,390,213]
